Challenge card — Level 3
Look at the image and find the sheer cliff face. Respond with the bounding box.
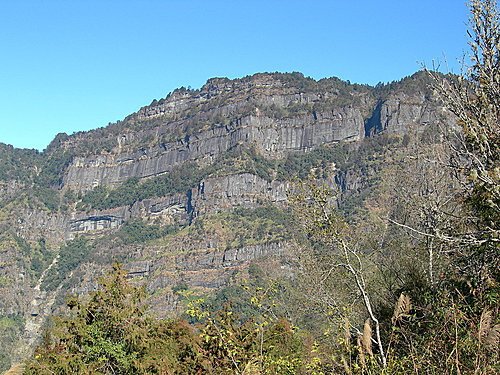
[2,70,446,288]
[1,71,445,279]
[0,71,452,366]
[60,72,441,192]
[63,83,369,191]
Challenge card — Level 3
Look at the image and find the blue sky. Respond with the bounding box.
[0,0,469,151]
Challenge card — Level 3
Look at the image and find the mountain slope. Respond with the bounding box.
[0,70,452,371]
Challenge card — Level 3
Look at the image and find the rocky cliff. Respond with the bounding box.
[59,72,440,192]
[0,70,452,370]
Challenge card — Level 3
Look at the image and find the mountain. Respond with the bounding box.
[0,70,452,370]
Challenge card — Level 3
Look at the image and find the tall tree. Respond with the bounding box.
[430,0,499,295]
[24,265,203,374]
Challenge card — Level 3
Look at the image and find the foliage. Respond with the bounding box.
[0,315,24,373]
[180,285,334,374]
[36,150,74,188]
[213,145,277,182]
[19,3,500,374]
[116,219,178,245]
[379,1,500,371]
[78,162,207,211]
[42,237,93,291]
[429,0,500,291]
[76,135,403,216]
[291,181,390,367]
[0,143,41,182]
[28,239,53,281]
[287,2,500,373]
[374,70,435,98]
[26,266,331,375]
[203,205,292,249]
[32,187,61,212]
[25,265,204,374]
[275,143,348,180]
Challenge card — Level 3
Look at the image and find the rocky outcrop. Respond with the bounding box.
[137,241,290,314]
[62,110,367,192]
[61,74,442,192]
[0,248,31,316]
[0,71,456,368]
[64,172,288,235]
[365,95,438,136]
[70,215,123,233]
[381,94,435,133]
[58,74,382,191]
[0,181,24,203]
[194,173,288,215]
[15,209,69,245]
[126,260,152,278]
[175,242,286,272]
[67,192,190,236]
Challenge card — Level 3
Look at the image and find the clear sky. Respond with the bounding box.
[0,0,469,151]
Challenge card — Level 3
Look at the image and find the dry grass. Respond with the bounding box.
[479,309,500,351]
[362,318,373,356]
[3,363,24,375]
[392,293,411,325]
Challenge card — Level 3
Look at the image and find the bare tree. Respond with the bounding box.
[426,0,499,287]
[291,182,388,367]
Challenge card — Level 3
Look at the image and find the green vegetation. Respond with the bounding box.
[227,206,292,246]
[212,145,277,182]
[78,163,207,211]
[287,2,500,372]
[0,143,41,182]
[42,237,92,291]
[27,265,203,374]
[76,145,276,211]
[36,150,75,188]
[26,265,328,375]
[75,136,398,215]
[0,315,23,372]
[188,205,292,250]
[373,70,436,98]
[36,219,179,292]
[28,239,53,281]
[45,131,117,158]
[116,219,178,245]
[32,186,61,212]
[14,2,500,373]
[12,234,32,256]
[276,143,348,180]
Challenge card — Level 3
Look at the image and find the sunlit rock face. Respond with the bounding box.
[0,71,452,367]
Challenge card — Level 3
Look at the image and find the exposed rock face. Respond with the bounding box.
[127,260,152,278]
[132,241,289,317]
[174,242,287,272]
[0,248,31,315]
[0,71,454,368]
[61,72,441,192]
[380,94,435,133]
[365,95,437,136]
[63,111,367,191]
[66,193,189,237]
[0,181,24,202]
[70,215,123,233]
[15,209,69,245]
[194,173,288,215]
[1,70,446,290]
[64,172,288,237]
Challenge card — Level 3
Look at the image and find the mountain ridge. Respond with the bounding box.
[0,69,453,370]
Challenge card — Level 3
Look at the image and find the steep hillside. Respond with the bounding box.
[0,70,452,370]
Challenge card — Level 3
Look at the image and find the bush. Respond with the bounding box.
[117,219,177,245]
[42,237,92,291]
